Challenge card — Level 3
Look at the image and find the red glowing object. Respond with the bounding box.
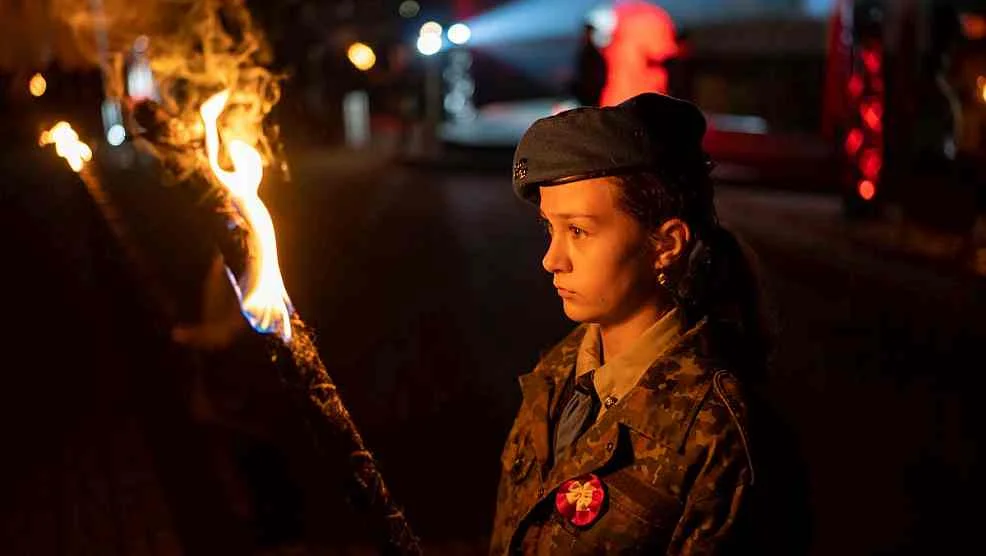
[847,74,864,99]
[861,101,883,132]
[861,49,881,74]
[859,148,882,179]
[858,179,876,201]
[845,128,864,155]
[599,1,677,106]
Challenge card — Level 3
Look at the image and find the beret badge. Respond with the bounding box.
[513,158,529,183]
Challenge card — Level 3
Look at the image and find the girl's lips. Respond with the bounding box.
[555,287,576,298]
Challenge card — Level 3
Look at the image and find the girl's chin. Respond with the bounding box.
[561,299,597,322]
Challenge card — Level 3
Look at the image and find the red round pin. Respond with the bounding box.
[555,473,605,527]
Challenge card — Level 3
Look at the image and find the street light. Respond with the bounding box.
[420,21,443,36]
[416,33,442,56]
[347,42,377,71]
[447,23,471,45]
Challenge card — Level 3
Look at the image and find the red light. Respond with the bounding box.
[599,2,677,105]
[859,148,882,179]
[961,13,986,40]
[862,49,881,74]
[858,179,876,201]
[862,101,883,132]
[845,128,864,155]
[848,74,864,99]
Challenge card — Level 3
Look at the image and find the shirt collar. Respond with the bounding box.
[575,308,686,410]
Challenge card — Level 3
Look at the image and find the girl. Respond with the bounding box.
[491,93,771,555]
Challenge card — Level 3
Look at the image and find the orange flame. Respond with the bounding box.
[39,122,93,173]
[200,90,292,342]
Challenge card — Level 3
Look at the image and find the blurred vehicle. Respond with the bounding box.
[824,0,986,227]
[665,15,833,189]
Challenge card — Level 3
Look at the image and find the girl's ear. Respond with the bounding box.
[651,218,692,271]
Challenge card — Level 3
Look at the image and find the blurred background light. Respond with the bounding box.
[420,21,443,36]
[399,0,420,19]
[347,42,377,71]
[107,124,126,146]
[126,63,157,102]
[448,23,472,45]
[857,179,876,201]
[29,73,46,97]
[417,33,442,56]
[585,5,617,47]
[133,35,150,54]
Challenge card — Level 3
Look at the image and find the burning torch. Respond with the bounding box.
[193,91,421,553]
[39,67,421,556]
[40,103,421,556]
[38,1,421,550]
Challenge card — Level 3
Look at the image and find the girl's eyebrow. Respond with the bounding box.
[538,211,599,221]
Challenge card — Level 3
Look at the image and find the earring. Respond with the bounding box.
[657,270,669,288]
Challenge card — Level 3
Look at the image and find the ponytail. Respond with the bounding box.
[614,170,774,380]
[675,226,774,381]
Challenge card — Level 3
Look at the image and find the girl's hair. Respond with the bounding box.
[613,164,775,379]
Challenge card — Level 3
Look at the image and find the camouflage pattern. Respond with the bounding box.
[490,322,754,555]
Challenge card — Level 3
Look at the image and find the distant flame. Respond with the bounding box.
[200,90,292,341]
[39,122,92,172]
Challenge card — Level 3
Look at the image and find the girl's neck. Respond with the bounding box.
[598,302,671,363]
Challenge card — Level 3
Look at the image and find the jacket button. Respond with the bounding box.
[606,441,615,452]
[604,396,618,409]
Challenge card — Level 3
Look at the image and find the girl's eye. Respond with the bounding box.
[569,225,586,238]
[539,218,553,236]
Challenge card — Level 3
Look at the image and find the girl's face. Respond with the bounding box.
[539,177,660,325]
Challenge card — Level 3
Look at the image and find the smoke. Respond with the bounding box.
[53,0,282,177]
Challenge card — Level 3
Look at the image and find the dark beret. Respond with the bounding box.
[512,92,707,202]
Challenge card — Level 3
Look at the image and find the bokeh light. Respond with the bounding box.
[420,21,443,36]
[858,180,876,201]
[399,1,420,19]
[29,73,46,97]
[134,35,150,54]
[416,33,442,56]
[448,23,472,45]
[347,42,377,71]
[107,124,126,146]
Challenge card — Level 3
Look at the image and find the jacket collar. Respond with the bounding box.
[576,308,685,416]
[545,321,712,485]
[518,324,588,468]
[517,319,711,475]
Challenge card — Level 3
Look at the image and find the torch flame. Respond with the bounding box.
[200,90,293,342]
[39,122,92,173]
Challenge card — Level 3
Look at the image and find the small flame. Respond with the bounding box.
[200,90,292,341]
[39,122,92,173]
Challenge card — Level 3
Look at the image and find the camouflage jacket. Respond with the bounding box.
[490,323,754,555]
